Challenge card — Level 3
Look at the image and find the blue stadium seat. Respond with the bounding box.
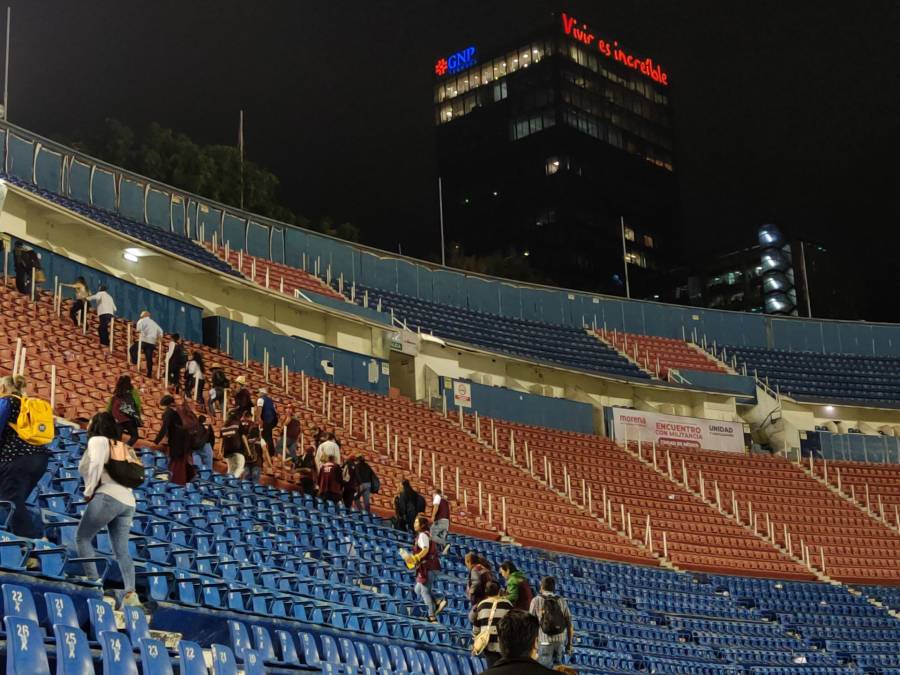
[275,629,303,666]
[122,606,151,646]
[87,599,117,642]
[210,643,239,675]
[138,637,174,675]
[177,640,208,675]
[53,623,93,675]
[2,584,40,626]
[44,592,81,633]
[99,631,139,675]
[4,616,51,675]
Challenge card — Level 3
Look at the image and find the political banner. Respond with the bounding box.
[610,407,744,453]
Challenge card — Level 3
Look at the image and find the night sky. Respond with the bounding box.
[9,1,900,319]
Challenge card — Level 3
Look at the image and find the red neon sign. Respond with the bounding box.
[435,58,449,76]
[561,13,669,86]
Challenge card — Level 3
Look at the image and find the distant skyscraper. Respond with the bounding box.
[433,11,678,296]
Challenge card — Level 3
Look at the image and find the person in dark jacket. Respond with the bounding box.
[394,479,423,532]
[341,456,361,508]
[154,395,191,485]
[317,455,343,503]
[193,415,215,470]
[108,375,142,446]
[479,610,556,674]
[166,335,188,392]
[500,560,534,611]
[221,411,250,478]
[231,376,253,418]
[255,388,278,455]
[353,456,376,512]
[296,445,318,495]
[0,375,49,538]
[12,242,40,295]
[207,365,229,415]
[284,412,302,459]
[466,552,495,609]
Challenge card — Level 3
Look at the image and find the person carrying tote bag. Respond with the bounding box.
[471,581,513,667]
[75,412,144,609]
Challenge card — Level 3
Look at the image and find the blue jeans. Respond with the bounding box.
[0,452,48,538]
[75,494,135,594]
[193,443,213,469]
[355,482,371,511]
[248,466,262,483]
[430,518,449,546]
[415,569,441,617]
[537,642,566,668]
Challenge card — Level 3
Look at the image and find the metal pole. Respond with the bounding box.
[438,177,446,266]
[3,7,9,120]
[620,216,631,299]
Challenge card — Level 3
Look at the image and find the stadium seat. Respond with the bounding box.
[177,640,208,675]
[99,630,139,675]
[210,643,239,675]
[138,637,174,675]
[53,623,94,675]
[4,616,51,675]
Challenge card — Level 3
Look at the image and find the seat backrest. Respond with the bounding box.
[338,637,361,668]
[242,649,265,675]
[99,630,139,675]
[354,640,377,669]
[321,634,341,664]
[53,623,93,675]
[227,620,251,657]
[87,599,117,641]
[210,643,238,675]
[416,648,437,675]
[177,640,208,675]
[372,643,393,671]
[123,606,151,645]
[389,644,409,672]
[274,629,301,666]
[139,637,175,675]
[44,592,80,631]
[298,631,322,666]
[2,583,39,624]
[251,624,277,662]
[4,616,51,675]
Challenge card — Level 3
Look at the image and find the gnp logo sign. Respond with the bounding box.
[435,46,477,77]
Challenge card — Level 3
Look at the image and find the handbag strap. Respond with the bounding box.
[485,599,500,628]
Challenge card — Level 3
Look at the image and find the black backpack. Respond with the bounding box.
[211,369,229,389]
[539,595,568,636]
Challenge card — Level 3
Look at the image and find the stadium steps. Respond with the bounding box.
[454,409,664,565]
[665,445,900,584]
[810,459,900,537]
[203,241,346,302]
[466,416,817,581]
[621,441,834,584]
[593,328,729,380]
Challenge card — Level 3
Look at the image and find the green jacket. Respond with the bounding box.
[505,571,533,610]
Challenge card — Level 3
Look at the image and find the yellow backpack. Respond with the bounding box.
[8,395,55,446]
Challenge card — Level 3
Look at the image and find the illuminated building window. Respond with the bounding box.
[493,81,508,102]
[623,227,635,242]
[624,252,646,268]
[545,157,560,175]
[643,234,654,248]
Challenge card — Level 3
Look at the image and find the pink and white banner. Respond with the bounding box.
[610,407,744,453]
